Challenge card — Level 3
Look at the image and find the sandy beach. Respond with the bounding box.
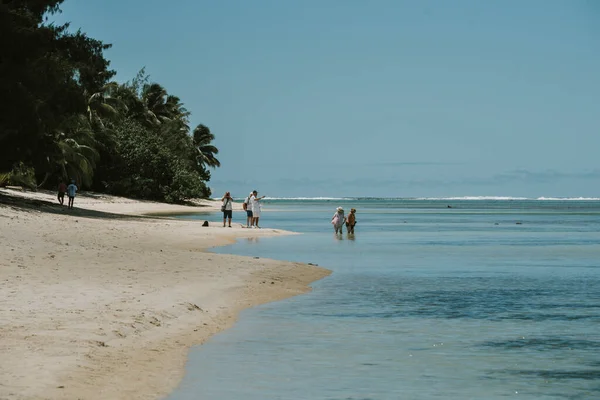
[0,188,330,400]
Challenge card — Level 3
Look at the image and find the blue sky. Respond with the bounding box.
[53,0,600,198]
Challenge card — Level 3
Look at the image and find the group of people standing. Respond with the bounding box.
[220,192,358,234]
[220,190,265,228]
[331,206,357,234]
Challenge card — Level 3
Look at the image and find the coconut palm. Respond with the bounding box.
[86,81,124,127]
[165,95,189,121]
[142,83,169,125]
[47,114,99,187]
[57,137,99,187]
[192,124,220,168]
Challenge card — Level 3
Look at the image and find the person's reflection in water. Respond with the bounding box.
[347,233,356,241]
[246,237,260,244]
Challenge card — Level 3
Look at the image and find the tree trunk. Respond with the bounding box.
[37,172,51,189]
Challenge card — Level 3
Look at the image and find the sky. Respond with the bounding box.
[52,0,600,198]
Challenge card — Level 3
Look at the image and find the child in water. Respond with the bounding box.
[331,207,346,234]
[346,208,357,234]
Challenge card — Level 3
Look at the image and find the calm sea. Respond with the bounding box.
[167,198,600,400]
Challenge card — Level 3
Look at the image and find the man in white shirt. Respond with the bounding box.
[251,190,265,228]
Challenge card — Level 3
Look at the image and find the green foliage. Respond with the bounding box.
[2,163,37,189]
[0,173,9,187]
[0,0,114,176]
[165,161,211,203]
[100,117,210,203]
[109,118,175,199]
[1,3,220,202]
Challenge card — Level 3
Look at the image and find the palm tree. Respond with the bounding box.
[85,82,127,155]
[142,83,169,125]
[108,82,154,127]
[86,81,125,127]
[57,137,99,187]
[43,114,99,187]
[192,124,220,169]
[165,95,189,121]
[164,95,190,134]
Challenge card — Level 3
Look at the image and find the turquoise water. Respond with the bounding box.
[167,198,600,399]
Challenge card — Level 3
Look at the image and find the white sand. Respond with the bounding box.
[0,188,330,399]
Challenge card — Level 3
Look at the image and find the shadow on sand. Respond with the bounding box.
[0,191,157,221]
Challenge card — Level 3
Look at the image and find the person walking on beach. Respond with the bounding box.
[243,192,253,228]
[221,191,233,227]
[251,190,265,228]
[66,179,78,209]
[57,180,67,206]
[331,206,346,234]
[346,208,357,234]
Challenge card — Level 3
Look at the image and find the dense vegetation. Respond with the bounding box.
[0,0,219,202]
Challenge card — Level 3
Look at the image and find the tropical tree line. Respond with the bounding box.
[0,0,219,202]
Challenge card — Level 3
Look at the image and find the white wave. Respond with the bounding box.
[536,197,600,201]
[262,197,354,201]
[415,196,529,201]
[411,196,600,201]
[417,196,600,201]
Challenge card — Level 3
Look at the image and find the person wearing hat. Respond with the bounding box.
[331,206,346,234]
[346,208,357,234]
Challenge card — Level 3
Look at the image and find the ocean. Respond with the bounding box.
[167,198,600,399]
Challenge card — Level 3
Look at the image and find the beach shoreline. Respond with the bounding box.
[0,188,331,400]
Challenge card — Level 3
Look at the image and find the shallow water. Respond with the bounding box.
[168,199,600,399]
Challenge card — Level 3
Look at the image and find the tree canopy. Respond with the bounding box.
[0,0,220,202]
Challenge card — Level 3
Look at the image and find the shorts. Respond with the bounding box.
[223,210,232,219]
[246,210,253,217]
[58,192,65,198]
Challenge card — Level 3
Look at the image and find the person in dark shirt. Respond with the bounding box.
[57,180,67,205]
[346,208,357,234]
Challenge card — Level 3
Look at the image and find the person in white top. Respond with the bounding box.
[331,206,346,234]
[243,192,253,228]
[221,191,233,227]
[250,190,265,228]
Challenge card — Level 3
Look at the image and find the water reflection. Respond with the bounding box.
[332,233,358,241]
[245,237,260,244]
